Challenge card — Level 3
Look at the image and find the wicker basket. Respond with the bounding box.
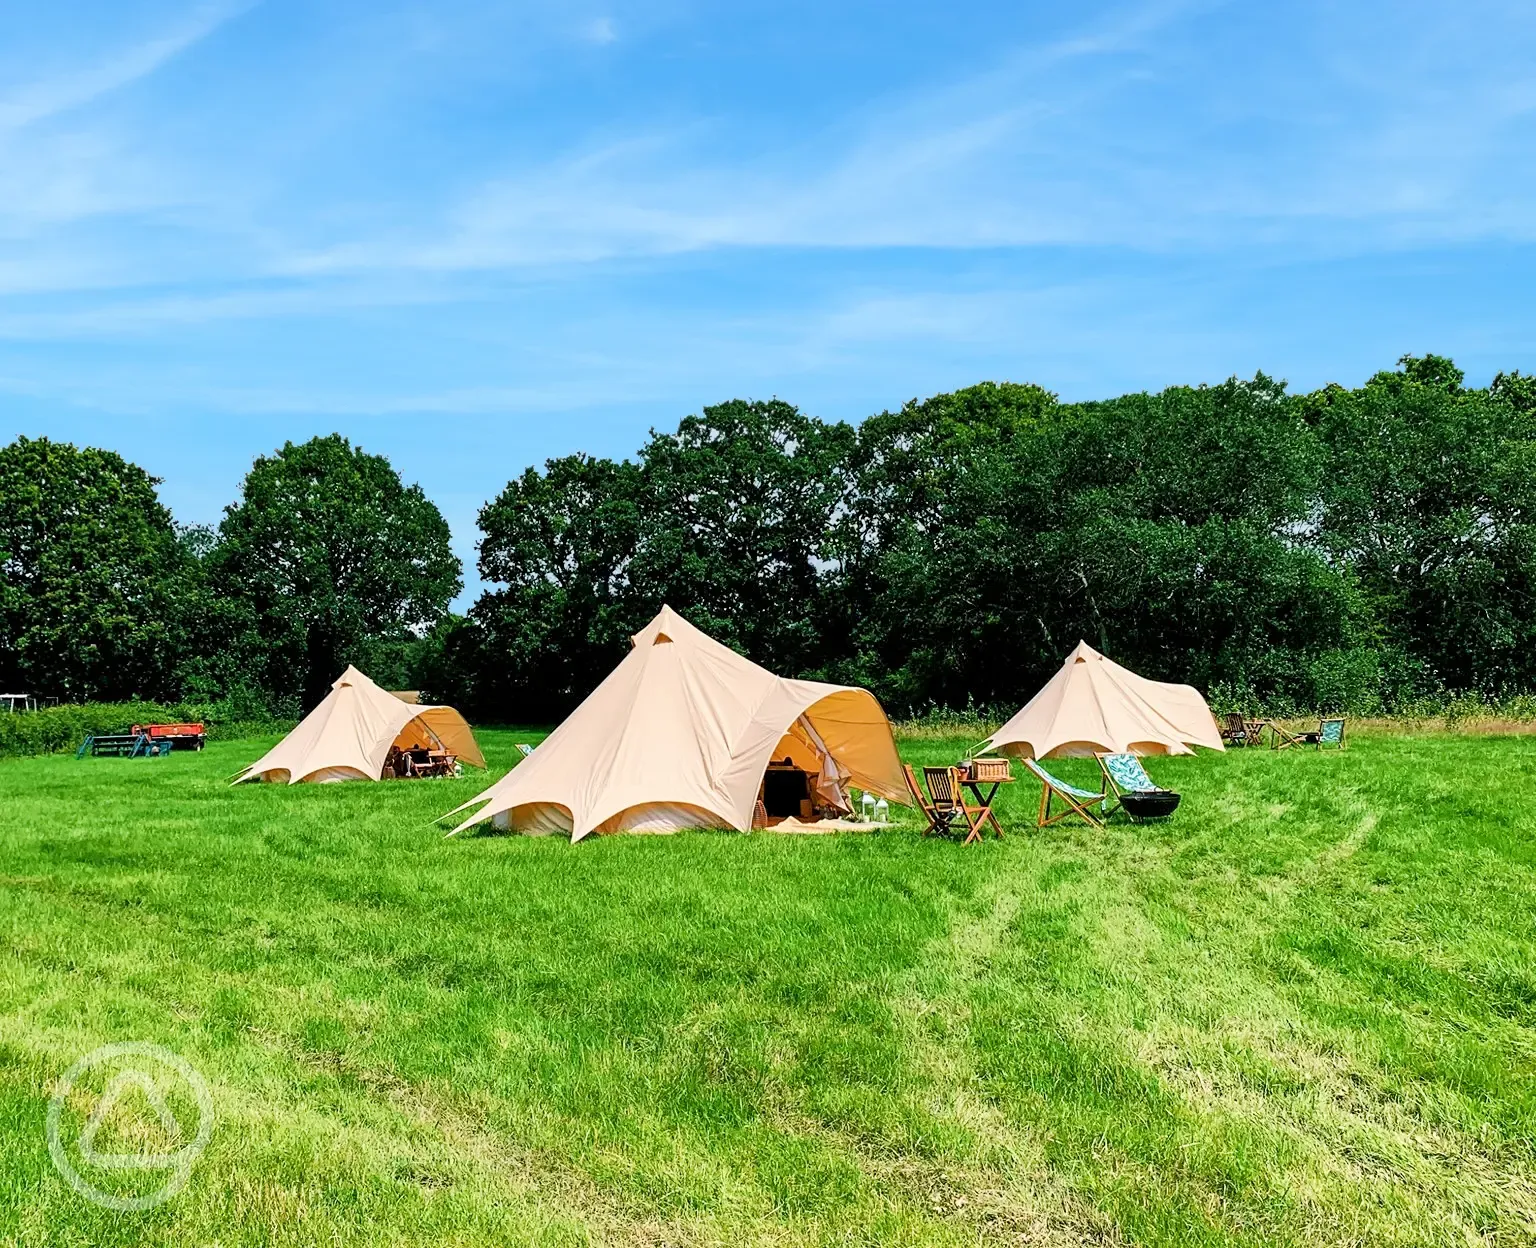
[965,757,1012,783]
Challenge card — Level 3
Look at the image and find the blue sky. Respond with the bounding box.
[2,0,1535,604]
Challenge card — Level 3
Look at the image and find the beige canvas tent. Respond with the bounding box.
[981,641,1224,759]
[234,665,485,784]
[442,605,908,841]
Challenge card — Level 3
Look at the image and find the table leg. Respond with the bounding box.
[982,782,1005,837]
[962,782,1004,841]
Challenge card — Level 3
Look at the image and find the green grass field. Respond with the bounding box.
[2,730,1535,1246]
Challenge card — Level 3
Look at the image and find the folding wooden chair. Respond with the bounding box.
[902,765,982,840]
[1219,712,1250,747]
[902,765,939,835]
[1268,721,1306,750]
[1271,718,1346,751]
[1023,758,1106,829]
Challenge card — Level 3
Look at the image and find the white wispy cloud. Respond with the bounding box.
[0,277,467,338]
[1,0,1533,363]
[0,2,250,132]
[273,0,1536,277]
[0,1,260,257]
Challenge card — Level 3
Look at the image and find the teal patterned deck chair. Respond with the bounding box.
[1023,758,1106,829]
[1317,718,1346,750]
[1273,717,1347,751]
[1097,752,1155,802]
[1095,752,1178,820]
[515,743,535,758]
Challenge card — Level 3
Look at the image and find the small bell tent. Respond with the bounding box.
[981,641,1224,759]
[234,665,485,784]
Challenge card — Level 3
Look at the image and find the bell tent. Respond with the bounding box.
[981,641,1224,759]
[234,665,485,784]
[442,605,908,841]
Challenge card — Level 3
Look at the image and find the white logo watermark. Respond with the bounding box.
[47,1041,213,1211]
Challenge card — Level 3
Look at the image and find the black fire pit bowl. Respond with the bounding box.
[1120,790,1181,819]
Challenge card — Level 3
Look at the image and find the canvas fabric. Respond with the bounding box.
[986,642,1224,759]
[444,605,907,842]
[234,666,485,785]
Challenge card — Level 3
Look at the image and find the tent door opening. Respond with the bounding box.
[757,714,854,822]
[384,719,457,780]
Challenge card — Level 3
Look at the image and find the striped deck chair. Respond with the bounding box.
[1022,758,1106,829]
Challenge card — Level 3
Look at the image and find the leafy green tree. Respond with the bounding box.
[830,383,1062,708]
[1309,357,1536,693]
[449,357,1536,719]
[410,614,484,712]
[208,435,460,709]
[633,399,857,676]
[0,436,186,700]
[469,403,858,718]
[469,453,647,719]
[836,376,1367,713]
[1491,368,1536,413]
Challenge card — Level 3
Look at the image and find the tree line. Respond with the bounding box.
[4,354,1533,720]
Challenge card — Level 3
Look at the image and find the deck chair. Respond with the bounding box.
[1023,758,1106,829]
[1271,718,1346,751]
[1095,752,1178,821]
[903,765,980,839]
[1317,717,1346,749]
[515,743,535,758]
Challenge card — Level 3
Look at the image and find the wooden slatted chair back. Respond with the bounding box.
[922,766,963,811]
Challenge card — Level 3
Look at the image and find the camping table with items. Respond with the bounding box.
[956,757,1013,842]
[401,749,457,778]
[1221,713,1268,747]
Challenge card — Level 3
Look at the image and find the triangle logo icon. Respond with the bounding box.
[78,1069,184,1169]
